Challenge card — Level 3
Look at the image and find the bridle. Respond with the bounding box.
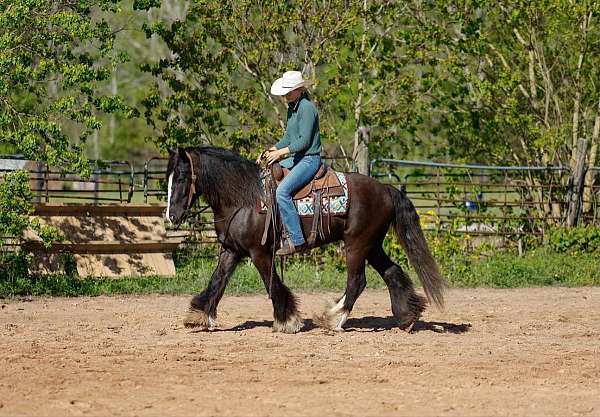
[173,149,230,223]
[184,150,197,209]
[175,150,239,236]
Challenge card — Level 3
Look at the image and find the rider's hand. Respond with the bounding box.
[266,148,286,164]
[256,147,280,164]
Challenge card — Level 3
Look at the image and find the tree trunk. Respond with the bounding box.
[109,67,117,145]
[92,129,99,160]
[355,127,370,175]
[352,0,367,173]
[582,98,600,213]
[570,11,590,170]
[566,138,588,227]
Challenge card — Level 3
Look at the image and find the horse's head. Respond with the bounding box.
[166,147,198,228]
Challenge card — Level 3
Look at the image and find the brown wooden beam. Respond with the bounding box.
[22,240,182,254]
[33,204,166,217]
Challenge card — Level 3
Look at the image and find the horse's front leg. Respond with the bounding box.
[184,248,242,329]
[250,249,303,333]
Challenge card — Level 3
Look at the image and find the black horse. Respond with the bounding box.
[166,146,446,333]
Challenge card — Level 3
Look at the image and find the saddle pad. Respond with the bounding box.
[260,171,349,217]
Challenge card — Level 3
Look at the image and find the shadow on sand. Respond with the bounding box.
[191,316,471,334]
[344,316,472,334]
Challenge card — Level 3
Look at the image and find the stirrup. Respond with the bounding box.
[275,240,306,256]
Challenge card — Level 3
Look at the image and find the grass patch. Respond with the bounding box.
[0,256,383,298]
[0,249,598,298]
[446,250,600,288]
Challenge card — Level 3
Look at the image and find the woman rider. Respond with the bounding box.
[264,70,321,256]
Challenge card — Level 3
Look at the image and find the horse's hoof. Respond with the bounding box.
[313,296,349,331]
[397,315,419,332]
[273,313,303,334]
[183,308,216,330]
[402,321,416,333]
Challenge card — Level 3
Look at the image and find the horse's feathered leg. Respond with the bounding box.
[367,244,426,330]
[314,244,369,331]
[184,248,242,329]
[250,249,302,333]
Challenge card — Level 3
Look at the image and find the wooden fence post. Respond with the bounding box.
[566,138,589,227]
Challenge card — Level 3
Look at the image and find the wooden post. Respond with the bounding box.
[566,138,588,227]
[355,126,370,175]
[44,163,49,203]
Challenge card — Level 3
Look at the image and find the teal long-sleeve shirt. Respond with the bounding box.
[274,95,321,157]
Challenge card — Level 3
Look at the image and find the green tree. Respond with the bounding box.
[137,0,346,154]
[0,0,137,246]
[137,0,434,166]
[419,1,599,219]
[138,0,598,222]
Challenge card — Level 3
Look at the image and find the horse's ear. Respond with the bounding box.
[178,147,187,159]
[167,146,176,156]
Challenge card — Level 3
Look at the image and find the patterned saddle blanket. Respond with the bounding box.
[259,170,350,217]
[293,171,349,217]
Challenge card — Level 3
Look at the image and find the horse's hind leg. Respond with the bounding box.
[184,248,242,329]
[250,249,302,334]
[367,244,427,330]
[314,245,368,331]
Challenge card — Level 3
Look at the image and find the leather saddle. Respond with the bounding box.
[270,162,344,199]
[260,161,345,248]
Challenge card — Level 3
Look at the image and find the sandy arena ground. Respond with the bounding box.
[1,287,599,417]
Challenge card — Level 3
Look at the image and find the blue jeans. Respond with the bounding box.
[276,154,321,246]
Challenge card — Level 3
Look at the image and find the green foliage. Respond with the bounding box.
[427,0,600,167]
[0,251,30,287]
[0,0,137,167]
[0,171,62,247]
[547,225,600,254]
[1,1,599,297]
[133,0,599,170]
[447,250,600,288]
[312,243,347,272]
[0,171,33,241]
[3,1,596,167]
[135,1,455,159]
[1,0,140,253]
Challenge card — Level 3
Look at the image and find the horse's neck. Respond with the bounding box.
[196,153,259,212]
[212,203,232,220]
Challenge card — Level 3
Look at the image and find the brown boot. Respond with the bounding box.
[276,240,306,256]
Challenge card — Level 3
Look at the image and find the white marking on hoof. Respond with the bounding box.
[183,308,216,330]
[403,321,415,333]
[273,313,303,334]
[334,311,349,332]
[313,295,350,331]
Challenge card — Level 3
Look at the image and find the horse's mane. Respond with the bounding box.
[168,146,262,208]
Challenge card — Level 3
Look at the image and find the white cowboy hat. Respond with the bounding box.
[270,71,312,96]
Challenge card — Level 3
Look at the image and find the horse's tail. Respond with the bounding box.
[389,185,447,309]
